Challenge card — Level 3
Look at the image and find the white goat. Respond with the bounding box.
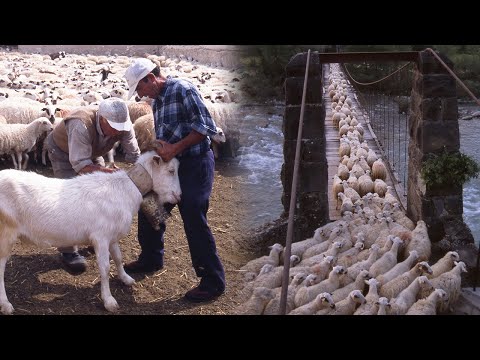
[0,151,181,314]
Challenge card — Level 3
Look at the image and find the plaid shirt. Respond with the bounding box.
[152,76,217,158]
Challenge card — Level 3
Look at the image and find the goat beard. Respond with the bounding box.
[140,191,172,231]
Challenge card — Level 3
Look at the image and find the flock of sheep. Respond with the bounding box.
[0,49,242,170]
[233,64,467,315]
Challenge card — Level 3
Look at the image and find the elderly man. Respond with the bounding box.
[45,98,141,273]
[123,58,225,303]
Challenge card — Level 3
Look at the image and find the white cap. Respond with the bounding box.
[98,98,132,132]
[124,58,156,100]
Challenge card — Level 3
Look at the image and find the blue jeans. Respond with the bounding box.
[137,149,225,292]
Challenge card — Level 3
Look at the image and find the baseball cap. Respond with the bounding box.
[124,58,156,100]
[98,98,132,132]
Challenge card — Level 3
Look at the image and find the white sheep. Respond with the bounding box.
[0,117,53,169]
[366,149,378,167]
[297,241,344,267]
[316,289,366,315]
[331,269,370,303]
[389,276,434,315]
[282,237,322,261]
[241,255,300,299]
[368,237,403,278]
[406,288,448,315]
[343,244,381,286]
[403,220,431,262]
[375,297,391,315]
[354,278,381,315]
[127,101,153,123]
[390,203,415,230]
[0,98,48,124]
[234,287,276,315]
[211,126,226,159]
[133,113,155,152]
[301,227,342,259]
[338,192,353,215]
[371,158,387,180]
[419,261,467,313]
[373,178,388,197]
[294,265,347,307]
[288,292,335,315]
[379,261,433,299]
[332,174,344,209]
[0,151,181,314]
[288,255,335,283]
[263,273,312,315]
[376,250,419,286]
[240,243,284,279]
[337,238,365,269]
[429,251,460,279]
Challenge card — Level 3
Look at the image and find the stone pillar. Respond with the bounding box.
[281,52,329,242]
[407,50,476,266]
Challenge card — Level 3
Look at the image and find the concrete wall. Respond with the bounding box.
[17,45,244,69]
[282,52,329,242]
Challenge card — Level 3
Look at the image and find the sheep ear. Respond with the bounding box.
[152,155,163,166]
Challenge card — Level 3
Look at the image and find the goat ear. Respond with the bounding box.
[152,155,163,166]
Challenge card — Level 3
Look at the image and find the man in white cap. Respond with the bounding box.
[44,98,141,273]
[123,58,225,303]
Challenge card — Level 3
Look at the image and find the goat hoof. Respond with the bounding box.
[121,274,135,286]
[1,302,14,315]
[104,297,119,312]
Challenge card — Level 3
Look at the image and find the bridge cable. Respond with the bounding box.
[425,48,480,106]
[344,62,411,86]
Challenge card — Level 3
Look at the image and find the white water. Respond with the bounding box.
[459,104,480,246]
[225,104,285,229]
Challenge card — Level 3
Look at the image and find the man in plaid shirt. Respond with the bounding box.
[123,58,225,302]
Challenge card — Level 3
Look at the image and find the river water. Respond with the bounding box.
[459,103,480,246]
[229,101,480,246]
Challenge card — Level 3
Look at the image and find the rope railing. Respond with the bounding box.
[344,62,411,86]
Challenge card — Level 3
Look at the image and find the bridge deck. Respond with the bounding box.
[323,65,407,220]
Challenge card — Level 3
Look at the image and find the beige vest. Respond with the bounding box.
[52,108,120,157]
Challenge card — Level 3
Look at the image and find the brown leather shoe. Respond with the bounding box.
[184,285,224,303]
[124,260,163,274]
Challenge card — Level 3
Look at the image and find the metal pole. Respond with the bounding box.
[279,49,311,315]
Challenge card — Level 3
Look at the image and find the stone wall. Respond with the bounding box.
[407,50,476,268]
[282,52,329,242]
[17,45,243,69]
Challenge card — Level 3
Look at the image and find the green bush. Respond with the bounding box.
[420,148,480,188]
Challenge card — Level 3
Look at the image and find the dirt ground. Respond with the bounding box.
[2,156,259,315]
